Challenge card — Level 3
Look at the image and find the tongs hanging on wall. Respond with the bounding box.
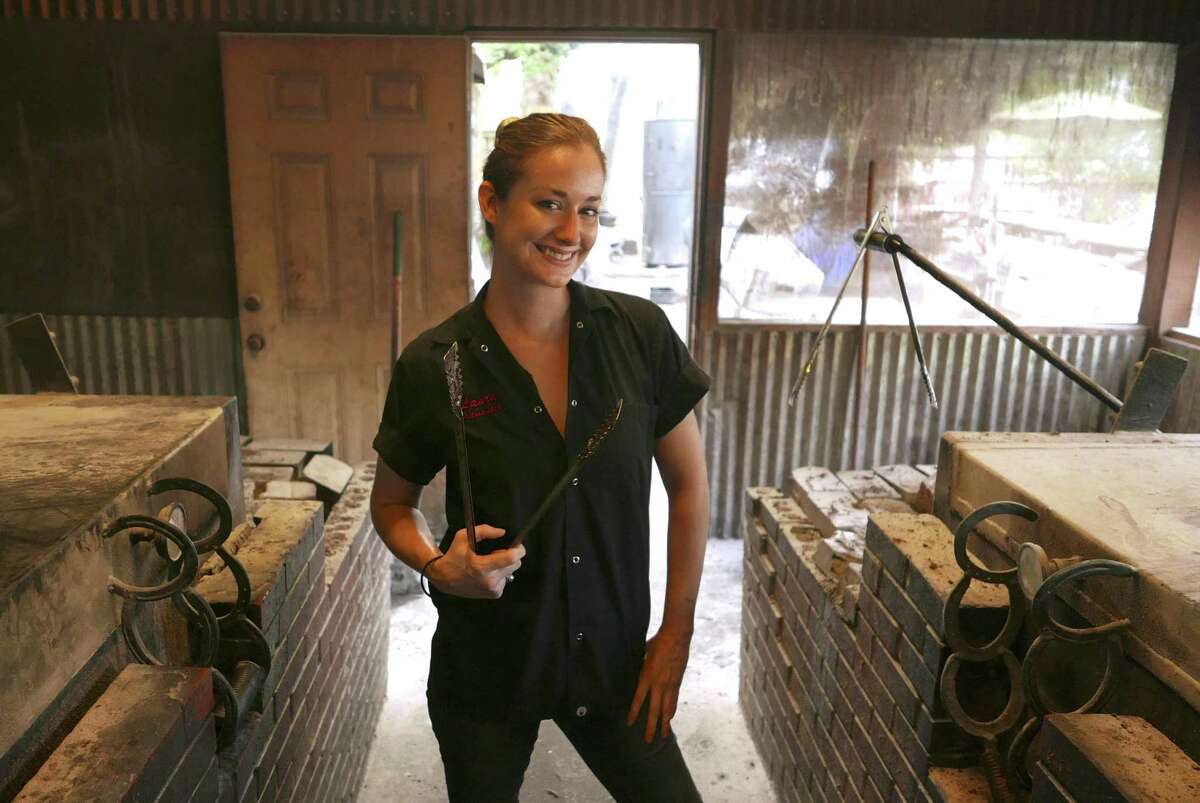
[788,209,938,411]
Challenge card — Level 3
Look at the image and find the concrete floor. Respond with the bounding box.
[358,474,774,803]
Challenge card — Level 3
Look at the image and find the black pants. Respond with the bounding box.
[428,700,704,803]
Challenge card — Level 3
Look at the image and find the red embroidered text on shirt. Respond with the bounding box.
[461,393,502,420]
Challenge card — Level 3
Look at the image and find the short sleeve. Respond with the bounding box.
[651,310,711,439]
[372,346,449,485]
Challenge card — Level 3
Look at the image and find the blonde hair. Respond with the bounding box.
[481,113,607,240]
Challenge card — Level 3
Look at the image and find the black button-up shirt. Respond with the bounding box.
[373,279,710,721]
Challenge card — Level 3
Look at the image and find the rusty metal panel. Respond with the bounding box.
[697,325,1148,538]
[3,0,1198,42]
[1160,337,1200,433]
[0,313,239,398]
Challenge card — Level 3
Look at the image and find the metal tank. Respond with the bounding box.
[642,119,696,268]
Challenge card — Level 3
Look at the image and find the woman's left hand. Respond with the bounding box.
[626,626,693,743]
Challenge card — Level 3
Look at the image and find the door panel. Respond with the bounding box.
[222,34,468,462]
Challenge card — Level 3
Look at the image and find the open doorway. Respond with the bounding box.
[469,39,703,337]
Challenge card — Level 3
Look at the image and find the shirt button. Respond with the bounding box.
[571,477,579,486]
[576,705,588,717]
[575,632,584,641]
[576,321,584,329]
[570,399,578,407]
[534,405,543,414]
[571,555,581,564]
[480,343,489,352]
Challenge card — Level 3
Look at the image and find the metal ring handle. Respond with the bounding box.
[1032,559,1138,643]
[213,545,252,622]
[939,650,1026,738]
[119,588,218,667]
[121,596,165,666]
[1006,717,1041,789]
[103,515,199,600]
[149,477,234,553]
[241,614,273,674]
[211,667,239,724]
[172,589,220,667]
[943,574,1027,660]
[953,501,1038,583]
[1022,631,1124,717]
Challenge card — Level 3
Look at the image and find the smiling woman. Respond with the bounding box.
[478,115,608,295]
[370,112,712,803]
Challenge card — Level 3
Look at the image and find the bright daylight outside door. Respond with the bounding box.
[470,41,702,338]
[222,34,469,462]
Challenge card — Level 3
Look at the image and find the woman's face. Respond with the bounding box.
[480,144,605,290]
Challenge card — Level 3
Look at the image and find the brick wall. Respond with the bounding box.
[740,470,1004,802]
[15,463,390,803]
[741,465,1200,803]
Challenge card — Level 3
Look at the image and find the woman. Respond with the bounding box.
[370,113,710,802]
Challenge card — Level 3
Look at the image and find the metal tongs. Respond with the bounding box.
[787,209,938,410]
[443,342,478,553]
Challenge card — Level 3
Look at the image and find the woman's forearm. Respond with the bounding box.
[371,500,442,572]
[660,481,709,636]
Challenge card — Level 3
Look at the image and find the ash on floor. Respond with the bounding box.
[358,470,774,803]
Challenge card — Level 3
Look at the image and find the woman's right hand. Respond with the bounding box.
[425,525,524,599]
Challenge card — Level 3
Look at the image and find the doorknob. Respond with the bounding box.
[246,334,266,352]
[244,295,263,312]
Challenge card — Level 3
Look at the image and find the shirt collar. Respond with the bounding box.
[439,279,614,347]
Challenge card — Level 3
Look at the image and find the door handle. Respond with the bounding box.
[246,334,266,353]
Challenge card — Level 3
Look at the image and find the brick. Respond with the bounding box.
[915,703,978,765]
[873,465,927,507]
[877,565,928,646]
[14,666,213,803]
[861,550,883,594]
[920,625,948,678]
[891,703,931,778]
[861,498,915,516]
[1034,714,1200,803]
[835,657,870,717]
[926,767,989,803]
[189,756,221,803]
[258,698,293,784]
[160,715,218,803]
[871,638,920,726]
[745,485,784,517]
[864,520,910,588]
[896,630,938,707]
[857,587,901,655]
[760,495,809,540]
[1029,761,1075,802]
[857,653,896,730]
[838,469,902,501]
[832,715,867,791]
[787,466,849,499]
[766,596,784,640]
[868,514,1008,641]
[744,517,769,557]
[196,501,324,633]
[851,716,892,802]
[757,553,778,597]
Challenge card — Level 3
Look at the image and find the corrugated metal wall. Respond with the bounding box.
[2,0,1197,42]
[697,325,1147,538]
[0,313,239,397]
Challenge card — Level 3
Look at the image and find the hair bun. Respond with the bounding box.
[496,116,521,137]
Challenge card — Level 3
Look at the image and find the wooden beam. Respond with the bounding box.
[693,28,735,345]
[1140,43,1200,337]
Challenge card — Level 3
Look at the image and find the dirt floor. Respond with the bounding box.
[357,475,774,802]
